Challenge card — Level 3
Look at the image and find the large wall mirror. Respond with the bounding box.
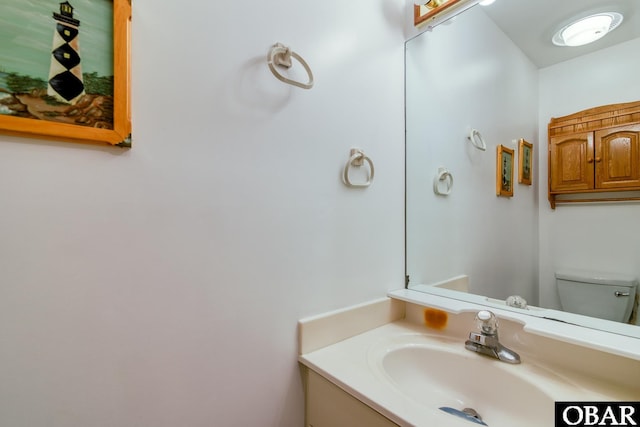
[405,0,640,338]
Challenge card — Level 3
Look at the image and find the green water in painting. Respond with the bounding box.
[0,0,113,78]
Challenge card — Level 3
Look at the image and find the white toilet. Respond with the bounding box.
[556,270,638,323]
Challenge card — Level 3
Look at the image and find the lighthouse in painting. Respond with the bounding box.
[48,1,85,104]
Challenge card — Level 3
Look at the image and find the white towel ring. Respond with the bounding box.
[267,43,314,90]
[343,149,374,188]
[433,167,454,195]
[468,128,487,151]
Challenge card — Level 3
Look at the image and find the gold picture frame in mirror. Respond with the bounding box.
[518,139,533,185]
[496,144,514,197]
[0,0,131,147]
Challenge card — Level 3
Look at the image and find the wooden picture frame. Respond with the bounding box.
[518,138,533,185]
[0,0,131,147]
[496,144,514,197]
[413,0,476,28]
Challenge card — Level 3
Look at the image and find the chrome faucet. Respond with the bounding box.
[465,310,521,364]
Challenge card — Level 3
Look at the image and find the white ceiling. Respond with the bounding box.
[480,0,640,68]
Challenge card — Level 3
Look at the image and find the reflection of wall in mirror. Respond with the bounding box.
[538,37,640,316]
[405,6,538,302]
[406,1,640,332]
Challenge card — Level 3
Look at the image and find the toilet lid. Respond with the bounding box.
[556,270,638,287]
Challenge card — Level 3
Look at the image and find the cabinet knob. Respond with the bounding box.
[587,157,594,163]
[595,157,602,162]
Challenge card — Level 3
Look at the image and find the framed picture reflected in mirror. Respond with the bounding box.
[497,144,514,197]
[518,138,533,185]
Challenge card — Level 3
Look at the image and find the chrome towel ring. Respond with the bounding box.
[267,43,314,89]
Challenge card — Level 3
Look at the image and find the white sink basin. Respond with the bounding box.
[369,333,573,426]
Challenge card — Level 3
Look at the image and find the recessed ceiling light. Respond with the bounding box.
[479,0,496,6]
[552,12,623,47]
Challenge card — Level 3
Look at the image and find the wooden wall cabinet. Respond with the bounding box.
[548,101,640,208]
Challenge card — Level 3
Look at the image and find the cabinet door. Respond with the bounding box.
[550,132,593,192]
[305,370,399,427]
[595,124,640,189]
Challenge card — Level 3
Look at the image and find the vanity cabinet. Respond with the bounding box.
[303,369,399,427]
[548,101,640,208]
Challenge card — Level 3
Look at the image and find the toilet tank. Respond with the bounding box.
[556,270,638,322]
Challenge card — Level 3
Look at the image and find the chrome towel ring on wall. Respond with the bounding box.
[267,43,314,89]
[343,148,375,188]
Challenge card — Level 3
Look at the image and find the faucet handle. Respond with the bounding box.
[475,310,498,335]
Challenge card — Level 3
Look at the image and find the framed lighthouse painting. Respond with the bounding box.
[0,0,131,147]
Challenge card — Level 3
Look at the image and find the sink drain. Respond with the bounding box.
[439,407,488,426]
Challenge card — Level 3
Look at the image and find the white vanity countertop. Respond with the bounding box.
[298,292,640,427]
[299,320,631,427]
[300,321,478,427]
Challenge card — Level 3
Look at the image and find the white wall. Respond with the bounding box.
[538,37,640,310]
[0,1,406,426]
[405,7,540,303]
